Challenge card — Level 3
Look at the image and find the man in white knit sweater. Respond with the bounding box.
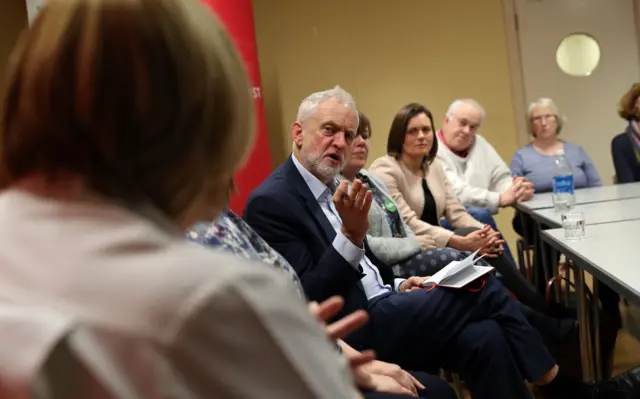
[436,99,534,215]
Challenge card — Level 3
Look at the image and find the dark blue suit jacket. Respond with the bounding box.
[243,156,395,348]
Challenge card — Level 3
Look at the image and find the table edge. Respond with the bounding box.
[540,230,640,306]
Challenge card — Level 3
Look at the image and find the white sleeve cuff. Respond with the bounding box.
[487,192,501,214]
[332,232,365,270]
[394,278,406,292]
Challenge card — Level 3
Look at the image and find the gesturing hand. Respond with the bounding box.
[334,179,373,247]
[308,296,374,368]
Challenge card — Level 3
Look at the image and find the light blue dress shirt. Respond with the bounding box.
[292,155,405,300]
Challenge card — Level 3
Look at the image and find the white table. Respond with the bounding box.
[531,197,640,228]
[514,192,555,212]
[542,221,640,305]
[515,186,640,292]
[542,221,640,382]
[515,182,640,213]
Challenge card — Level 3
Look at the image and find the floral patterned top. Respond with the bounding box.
[186,209,305,299]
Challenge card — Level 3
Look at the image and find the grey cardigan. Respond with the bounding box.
[339,169,422,265]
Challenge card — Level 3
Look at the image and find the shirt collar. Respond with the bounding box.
[437,129,474,158]
[291,154,337,200]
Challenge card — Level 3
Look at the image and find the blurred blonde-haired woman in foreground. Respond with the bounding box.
[0,0,362,397]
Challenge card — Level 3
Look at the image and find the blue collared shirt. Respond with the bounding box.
[291,154,404,299]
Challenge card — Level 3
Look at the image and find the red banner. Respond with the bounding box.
[201,0,272,214]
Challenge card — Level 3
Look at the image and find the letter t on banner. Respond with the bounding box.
[201,0,273,214]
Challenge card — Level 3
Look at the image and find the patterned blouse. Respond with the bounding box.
[356,171,404,238]
[186,209,305,299]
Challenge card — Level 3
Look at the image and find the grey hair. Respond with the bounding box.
[527,97,565,136]
[446,99,486,122]
[296,85,358,124]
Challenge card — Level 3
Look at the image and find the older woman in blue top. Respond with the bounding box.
[510,97,602,191]
[510,99,622,338]
[510,98,602,277]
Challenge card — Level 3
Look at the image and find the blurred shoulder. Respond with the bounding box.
[369,155,401,175]
[161,240,299,340]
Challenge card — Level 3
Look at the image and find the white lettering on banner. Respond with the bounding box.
[252,87,262,100]
[25,0,45,24]
[553,175,575,194]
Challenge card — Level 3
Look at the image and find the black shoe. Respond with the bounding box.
[538,367,640,399]
[548,321,582,380]
[590,366,640,398]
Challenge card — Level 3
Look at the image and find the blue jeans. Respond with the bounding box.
[440,207,515,264]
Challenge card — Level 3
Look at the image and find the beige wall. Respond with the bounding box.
[0,0,521,249]
[0,0,27,80]
[253,0,520,248]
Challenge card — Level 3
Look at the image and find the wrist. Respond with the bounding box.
[448,235,467,250]
[341,227,364,247]
[498,193,510,207]
[360,360,379,374]
[353,367,376,390]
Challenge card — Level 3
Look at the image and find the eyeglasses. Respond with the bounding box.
[532,114,556,124]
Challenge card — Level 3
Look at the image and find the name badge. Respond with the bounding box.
[384,199,397,212]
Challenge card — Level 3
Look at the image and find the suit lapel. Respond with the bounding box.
[283,157,337,243]
[308,198,337,243]
[283,157,365,293]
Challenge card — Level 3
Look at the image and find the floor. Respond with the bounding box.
[617,303,640,374]
[456,323,640,398]
[454,274,640,398]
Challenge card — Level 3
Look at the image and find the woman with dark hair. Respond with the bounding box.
[369,104,500,257]
[344,110,583,348]
[612,83,640,183]
[368,103,555,315]
[340,110,469,277]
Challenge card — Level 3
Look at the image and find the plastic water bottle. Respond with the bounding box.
[552,149,575,212]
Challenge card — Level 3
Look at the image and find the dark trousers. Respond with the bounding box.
[366,275,555,399]
[518,302,574,344]
[361,371,457,399]
[454,227,549,313]
[394,246,574,345]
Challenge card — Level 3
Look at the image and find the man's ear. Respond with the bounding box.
[292,121,304,147]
